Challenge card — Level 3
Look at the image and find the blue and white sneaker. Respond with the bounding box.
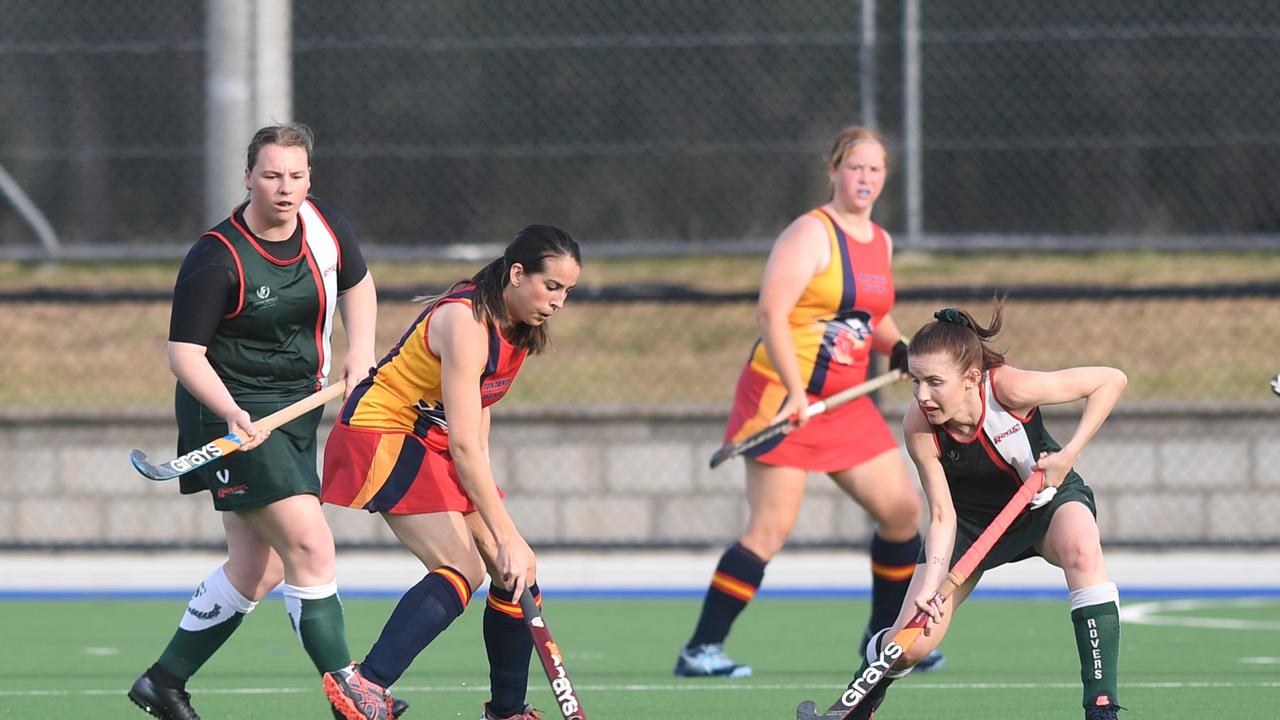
[673,643,752,678]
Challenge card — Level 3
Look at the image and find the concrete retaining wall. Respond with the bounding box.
[4,403,1277,546]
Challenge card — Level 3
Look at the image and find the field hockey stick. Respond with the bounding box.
[796,470,1048,720]
[520,589,587,720]
[1269,372,1280,397]
[709,370,904,469]
[129,380,347,481]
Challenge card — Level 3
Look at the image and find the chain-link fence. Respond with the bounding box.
[2,1,1279,256]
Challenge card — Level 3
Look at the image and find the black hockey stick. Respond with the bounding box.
[796,471,1047,719]
[709,370,903,468]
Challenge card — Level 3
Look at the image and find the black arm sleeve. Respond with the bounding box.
[169,236,239,345]
[327,209,369,292]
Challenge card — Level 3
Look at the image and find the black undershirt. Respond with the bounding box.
[169,201,368,345]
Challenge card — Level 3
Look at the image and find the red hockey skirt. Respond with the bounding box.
[723,366,898,473]
[321,422,500,514]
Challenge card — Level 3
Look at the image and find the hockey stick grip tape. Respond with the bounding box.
[944,470,1046,592]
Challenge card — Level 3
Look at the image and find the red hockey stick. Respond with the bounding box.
[129,380,347,480]
[520,589,587,720]
[796,470,1048,719]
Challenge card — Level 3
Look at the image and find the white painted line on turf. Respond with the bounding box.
[1119,598,1280,631]
[1240,657,1280,664]
[4,680,1280,698]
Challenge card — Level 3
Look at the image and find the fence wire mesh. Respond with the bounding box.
[2,1,1279,253]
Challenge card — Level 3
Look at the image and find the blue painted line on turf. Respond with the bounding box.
[4,586,1280,601]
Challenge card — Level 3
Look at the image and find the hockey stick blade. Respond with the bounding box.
[129,381,346,481]
[520,589,587,720]
[130,435,245,481]
[796,700,849,719]
[708,420,790,468]
[795,471,1047,719]
[709,370,903,469]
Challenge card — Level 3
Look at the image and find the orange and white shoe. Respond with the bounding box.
[324,663,390,720]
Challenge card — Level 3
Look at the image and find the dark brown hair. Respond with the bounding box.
[440,225,580,354]
[908,297,1008,373]
[246,123,314,170]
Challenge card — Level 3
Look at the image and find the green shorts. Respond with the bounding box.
[923,476,1098,573]
[175,384,323,512]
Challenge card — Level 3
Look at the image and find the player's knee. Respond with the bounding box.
[290,539,337,576]
[740,529,787,560]
[1056,537,1104,576]
[873,500,922,540]
[224,560,284,601]
[251,568,285,601]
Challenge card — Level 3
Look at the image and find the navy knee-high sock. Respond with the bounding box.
[687,542,766,648]
[360,567,472,688]
[484,582,538,717]
[866,533,921,640]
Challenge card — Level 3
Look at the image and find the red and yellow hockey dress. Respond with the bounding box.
[724,208,898,472]
[321,286,526,514]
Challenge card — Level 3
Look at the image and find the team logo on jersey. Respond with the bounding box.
[414,399,449,430]
[947,448,962,462]
[820,310,873,365]
[215,469,231,485]
[256,285,271,299]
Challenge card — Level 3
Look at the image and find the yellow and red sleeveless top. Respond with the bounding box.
[747,208,895,396]
[338,285,527,439]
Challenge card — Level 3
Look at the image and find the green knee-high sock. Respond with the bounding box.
[1070,582,1121,709]
[158,615,247,680]
[284,582,352,674]
[157,566,258,681]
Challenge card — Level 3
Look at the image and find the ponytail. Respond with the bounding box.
[909,296,1007,373]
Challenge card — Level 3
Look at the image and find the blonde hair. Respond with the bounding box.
[827,125,889,169]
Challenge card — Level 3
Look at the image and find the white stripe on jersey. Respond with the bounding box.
[298,200,339,384]
[981,372,1037,482]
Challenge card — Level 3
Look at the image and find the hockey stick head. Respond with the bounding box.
[796,699,857,719]
[129,449,180,481]
[129,434,243,481]
[1270,373,1280,397]
[708,420,790,468]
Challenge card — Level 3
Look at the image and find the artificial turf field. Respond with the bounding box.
[3,595,1278,719]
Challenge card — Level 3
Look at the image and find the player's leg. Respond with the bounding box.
[467,512,543,720]
[832,449,944,671]
[675,459,806,678]
[358,511,483,689]
[128,511,281,720]
[241,494,389,720]
[1036,501,1121,718]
